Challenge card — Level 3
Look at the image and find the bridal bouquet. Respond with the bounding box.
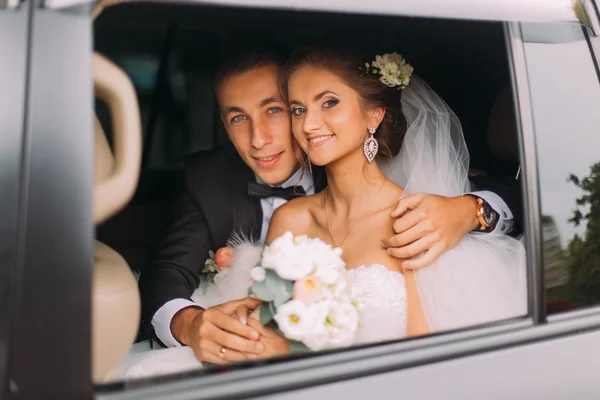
[248,232,363,351]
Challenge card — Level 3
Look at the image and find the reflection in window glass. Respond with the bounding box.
[524,24,600,313]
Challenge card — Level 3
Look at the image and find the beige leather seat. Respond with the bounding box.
[92,52,142,383]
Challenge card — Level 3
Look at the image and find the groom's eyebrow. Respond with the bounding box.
[224,105,245,115]
[257,95,284,108]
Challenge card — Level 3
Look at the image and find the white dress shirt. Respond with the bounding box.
[152,168,511,348]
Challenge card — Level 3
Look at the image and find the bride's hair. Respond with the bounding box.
[281,38,407,158]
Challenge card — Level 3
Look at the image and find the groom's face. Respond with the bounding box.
[217,64,300,186]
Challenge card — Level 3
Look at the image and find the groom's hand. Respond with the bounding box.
[171,297,265,364]
[382,193,479,269]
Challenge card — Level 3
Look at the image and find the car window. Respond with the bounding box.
[521,22,600,314]
[94,23,228,171]
[91,4,535,395]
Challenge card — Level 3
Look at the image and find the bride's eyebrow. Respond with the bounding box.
[314,90,339,101]
[289,90,340,107]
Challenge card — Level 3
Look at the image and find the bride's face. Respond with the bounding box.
[287,65,378,166]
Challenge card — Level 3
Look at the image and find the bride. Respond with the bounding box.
[249,39,527,348]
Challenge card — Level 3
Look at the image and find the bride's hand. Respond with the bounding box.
[245,318,290,358]
[382,193,479,269]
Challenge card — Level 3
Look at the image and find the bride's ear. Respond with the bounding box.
[368,107,386,130]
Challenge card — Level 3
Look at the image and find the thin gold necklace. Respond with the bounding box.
[324,178,387,248]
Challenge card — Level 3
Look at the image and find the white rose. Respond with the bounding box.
[329,302,360,331]
[250,266,266,282]
[303,325,330,351]
[328,326,356,348]
[274,259,314,280]
[314,265,340,285]
[274,300,319,341]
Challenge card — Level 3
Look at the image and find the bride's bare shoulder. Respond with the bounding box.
[267,193,321,241]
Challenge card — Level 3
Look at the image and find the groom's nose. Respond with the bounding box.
[250,118,273,149]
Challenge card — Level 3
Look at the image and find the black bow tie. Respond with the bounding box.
[247,182,306,200]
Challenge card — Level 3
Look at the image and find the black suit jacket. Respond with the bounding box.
[138,146,522,343]
[138,146,326,343]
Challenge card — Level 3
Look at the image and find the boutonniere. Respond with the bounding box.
[202,247,235,284]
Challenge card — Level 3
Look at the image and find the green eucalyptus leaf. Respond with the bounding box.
[265,270,293,307]
[209,250,215,258]
[259,303,274,325]
[250,280,275,301]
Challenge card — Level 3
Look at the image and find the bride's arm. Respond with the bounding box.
[401,262,431,337]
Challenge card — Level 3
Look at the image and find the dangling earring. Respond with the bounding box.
[308,158,313,174]
[364,127,379,163]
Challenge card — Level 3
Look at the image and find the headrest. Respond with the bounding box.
[487,85,519,162]
[94,115,115,184]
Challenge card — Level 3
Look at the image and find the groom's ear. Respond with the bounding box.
[368,107,386,128]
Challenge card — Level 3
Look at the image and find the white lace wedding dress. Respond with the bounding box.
[349,265,408,344]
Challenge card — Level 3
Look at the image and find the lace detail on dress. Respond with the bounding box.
[347,264,408,344]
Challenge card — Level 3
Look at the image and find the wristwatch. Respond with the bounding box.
[466,195,499,233]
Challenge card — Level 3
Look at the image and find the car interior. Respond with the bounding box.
[89,0,522,385]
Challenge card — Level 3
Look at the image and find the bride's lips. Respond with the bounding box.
[307,134,335,148]
[252,152,283,168]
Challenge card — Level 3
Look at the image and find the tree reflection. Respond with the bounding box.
[551,162,600,309]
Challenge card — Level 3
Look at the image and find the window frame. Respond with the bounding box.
[522,3,600,323]
[94,16,577,400]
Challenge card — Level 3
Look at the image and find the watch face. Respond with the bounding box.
[483,204,497,226]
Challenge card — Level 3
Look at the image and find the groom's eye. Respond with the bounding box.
[267,107,282,115]
[231,115,247,123]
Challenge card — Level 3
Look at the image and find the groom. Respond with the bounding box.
[138,39,522,362]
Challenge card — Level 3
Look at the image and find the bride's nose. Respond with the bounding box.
[302,109,323,134]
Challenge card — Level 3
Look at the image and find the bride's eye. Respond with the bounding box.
[323,99,339,109]
[292,107,306,117]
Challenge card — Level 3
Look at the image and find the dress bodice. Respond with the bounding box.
[347,264,408,344]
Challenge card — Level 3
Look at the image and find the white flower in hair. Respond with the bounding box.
[361,52,414,90]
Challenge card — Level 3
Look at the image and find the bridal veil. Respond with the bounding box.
[380,76,528,331]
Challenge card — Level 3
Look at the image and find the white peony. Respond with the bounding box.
[293,275,326,305]
[261,232,345,281]
[273,300,319,341]
[250,266,266,282]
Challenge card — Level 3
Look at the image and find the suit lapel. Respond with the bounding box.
[222,151,262,243]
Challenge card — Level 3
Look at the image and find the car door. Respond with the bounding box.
[1,1,94,399]
[6,1,600,399]
[0,1,29,397]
